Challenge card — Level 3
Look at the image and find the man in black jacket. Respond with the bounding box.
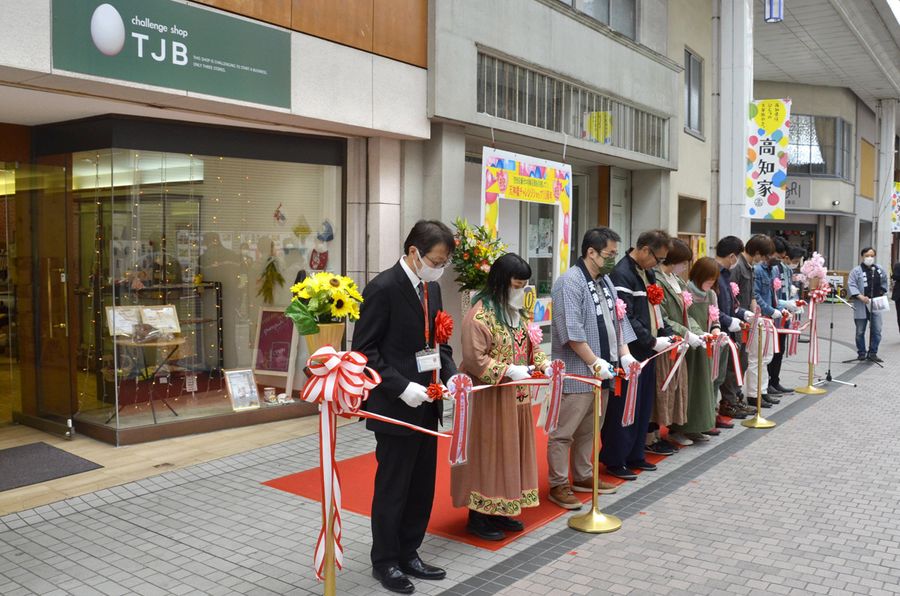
[603,230,675,480]
[353,220,457,594]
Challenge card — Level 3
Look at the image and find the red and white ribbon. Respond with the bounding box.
[620,360,643,426]
[710,333,744,386]
[542,360,566,434]
[660,344,689,391]
[807,283,831,365]
[302,347,382,581]
[447,374,473,465]
[746,311,780,357]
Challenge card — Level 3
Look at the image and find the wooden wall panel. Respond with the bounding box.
[192,0,292,28]
[0,124,30,163]
[291,0,374,53]
[373,0,427,67]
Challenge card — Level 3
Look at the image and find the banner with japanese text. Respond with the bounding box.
[891,182,900,233]
[746,99,791,219]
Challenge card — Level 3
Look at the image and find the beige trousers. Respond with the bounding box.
[547,389,608,488]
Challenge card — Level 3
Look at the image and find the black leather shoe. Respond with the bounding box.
[466,512,505,541]
[373,566,415,594]
[606,466,638,480]
[773,383,794,394]
[400,557,446,581]
[868,354,884,363]
[627,460,657,472]
[762,394,780,405]
[487,515,524,532]
[766,385,784,396]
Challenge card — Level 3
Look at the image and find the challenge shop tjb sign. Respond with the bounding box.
[52,0,291,108]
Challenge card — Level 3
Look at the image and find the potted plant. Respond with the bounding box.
[285,272,363,352]
[451,218,507,312]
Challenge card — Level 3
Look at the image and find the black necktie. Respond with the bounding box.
[417,282,425,305]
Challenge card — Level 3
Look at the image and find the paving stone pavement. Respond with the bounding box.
[0,304,898,595]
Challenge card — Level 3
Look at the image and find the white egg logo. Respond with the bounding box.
[90,3,125,56]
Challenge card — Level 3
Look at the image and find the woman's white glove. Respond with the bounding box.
[727,318,742,333]
[686,332,705,349]
[653,337,673,352]
[591,357,615,380]
[506,364,532,381]
[619,353,639,370]
[399,382,429,408]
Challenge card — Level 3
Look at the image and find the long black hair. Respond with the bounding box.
[473,253,532,327]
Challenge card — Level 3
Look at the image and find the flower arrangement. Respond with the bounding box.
[285,272,363,335]
[451,218,508,291]
[800,251,827,283]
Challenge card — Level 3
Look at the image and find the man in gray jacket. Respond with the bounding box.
[848,247,889,363]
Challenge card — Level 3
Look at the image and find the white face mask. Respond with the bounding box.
[508,287,526,309]
[414,250,444,283]
[863,256,875,267]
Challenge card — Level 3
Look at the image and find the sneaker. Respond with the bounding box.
[645,440,676,456]
[548,485,583,510]
[773,383,794,394]
[868,354,884,363]
[660,439,681,452]
[668,432,694,447]
[857,354,867,361]
[572,478,618,494]
[702,428,721,437]
[719,402,749,419]
[627,460,657,472]
[684,432,710,442]
[739,402,758,415]
[605,466,638,480]
[715,415,734,429]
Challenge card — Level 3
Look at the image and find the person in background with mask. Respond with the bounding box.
[848,247,889,363]
[765,237,802,397]
[354,220,457,594]
[713,236,755,420]
[738,235,776,408]
[605,230,676,481]
[452,253,549,540]
[667,257,723,444]
[748,236,790,408]
[650,239,704,451]
[546,228,637,509]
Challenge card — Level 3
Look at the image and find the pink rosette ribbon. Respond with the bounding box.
[526,321,543,346]
[301,347,382,582]
[773,277,782,292]
[708,305,720,331]
[447,374,473,465]
[615,298,627,321]
[680,290,693,326]
[730,282,740,298]
[620,360,643,427]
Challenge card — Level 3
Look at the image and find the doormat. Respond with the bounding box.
[0,442,102,492]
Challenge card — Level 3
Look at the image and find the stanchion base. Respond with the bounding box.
[741,414,776,429]
[568,508,622,534]
[795,385,827,395]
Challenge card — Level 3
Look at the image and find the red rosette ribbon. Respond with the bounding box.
[426,383,444,401]
[301,347,382,581]
[434,310,454,345]
[647,283,664,306]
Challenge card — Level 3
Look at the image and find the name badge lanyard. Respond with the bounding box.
[422,283,438,384]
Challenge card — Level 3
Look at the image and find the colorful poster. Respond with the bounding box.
[746,99,791,220]
[583,111,613,144]
[481,147,572,278]
[891,182,900,233]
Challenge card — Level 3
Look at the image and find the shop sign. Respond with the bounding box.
[52,0,291,108]
[481,147,572,278]
[784,178,811,210]
[746,99,791,220]
[891,182,900,233]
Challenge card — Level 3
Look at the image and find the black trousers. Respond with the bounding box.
[370,431,437,568]
[895,299,900,334]
[601,359,655,468]
[766,335,788,386]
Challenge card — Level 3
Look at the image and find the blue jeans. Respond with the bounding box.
[855,312,883,356]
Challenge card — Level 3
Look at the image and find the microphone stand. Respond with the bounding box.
[818,289,859,386]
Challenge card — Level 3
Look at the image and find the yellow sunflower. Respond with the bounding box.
[348,299,361,321]
[330,291,354,319]
[290,280,312,300]
[346,282,363,302]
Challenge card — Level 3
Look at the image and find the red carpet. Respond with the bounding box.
[263,407,681,550]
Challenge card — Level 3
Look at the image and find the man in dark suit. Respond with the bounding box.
[353,220,457,594]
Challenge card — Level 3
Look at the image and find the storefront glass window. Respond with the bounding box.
[788,114,852,181]
[71,149,341,431]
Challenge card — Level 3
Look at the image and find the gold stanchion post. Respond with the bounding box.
[323,413,337,596]
[568,386,622,533]
[743,321,776,429]
[795,361,826,395]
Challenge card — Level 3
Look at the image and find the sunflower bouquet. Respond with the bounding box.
[285,272,363,335]
[451,218,508,291]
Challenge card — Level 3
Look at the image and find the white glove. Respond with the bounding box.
[728,318,742,333]
[620,353,639,370]
[790,285,799,298]
[653,337,673,352]
[686,332,705,349]
[399,382,429,408]
[783,300,799,313]
[743,311,754,323]
[506,364,532,381]
[590,357,615,380]
[771,309,782,320]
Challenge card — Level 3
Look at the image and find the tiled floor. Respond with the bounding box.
[0,305,897,595]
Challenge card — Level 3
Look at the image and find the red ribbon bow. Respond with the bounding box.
[647,283,664,306]
[434,310,454,345]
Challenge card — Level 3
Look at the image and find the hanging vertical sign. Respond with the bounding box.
[891,182,900,233]
[746,99,791,220]
[481,147,572,279]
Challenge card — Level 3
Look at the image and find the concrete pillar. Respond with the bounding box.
[716,0,753,241]
[367,137,403,278]
[400,140,425,234]
[835,214,859,271]
[874,99,897,264]
[631,170,671,238]
[423,122,466,222]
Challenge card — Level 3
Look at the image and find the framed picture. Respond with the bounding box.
[252,307,299,396]
[140,305,181,333]
[105,306,142,337]
[224,368,261,411]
